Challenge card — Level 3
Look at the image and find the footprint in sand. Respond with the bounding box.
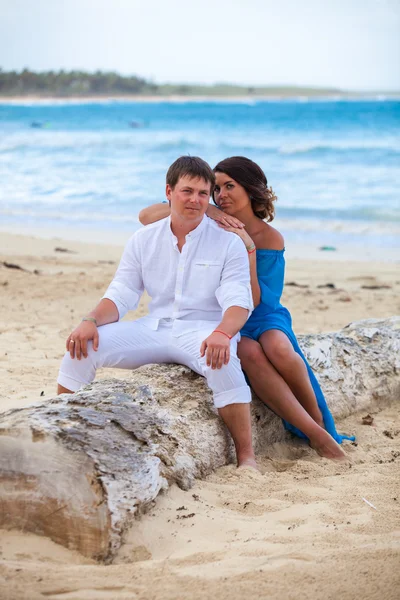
[262,460,296,473]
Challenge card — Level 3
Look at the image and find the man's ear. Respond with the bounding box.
[166,183,172,204]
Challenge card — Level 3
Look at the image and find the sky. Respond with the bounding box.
[0,0,399,91]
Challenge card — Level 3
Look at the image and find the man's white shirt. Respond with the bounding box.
[103,215,253,334]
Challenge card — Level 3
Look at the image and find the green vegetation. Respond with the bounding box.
[0,69,157,96]
[0,68,345,97]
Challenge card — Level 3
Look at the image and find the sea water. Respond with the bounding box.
[0,99,399,252]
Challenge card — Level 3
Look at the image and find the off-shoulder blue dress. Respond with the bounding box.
[240,249,354,444]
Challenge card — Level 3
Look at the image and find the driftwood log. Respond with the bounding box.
[0,317,399,562]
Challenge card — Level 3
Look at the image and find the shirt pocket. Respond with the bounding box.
[191,260,222,298]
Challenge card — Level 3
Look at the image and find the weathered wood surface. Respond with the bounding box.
[0,317,398,561]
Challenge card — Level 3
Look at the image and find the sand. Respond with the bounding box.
[0,231,399,600]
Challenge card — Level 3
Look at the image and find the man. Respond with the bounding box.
[57,156,256,468]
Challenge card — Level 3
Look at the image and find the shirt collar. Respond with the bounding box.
[168,214,207,246]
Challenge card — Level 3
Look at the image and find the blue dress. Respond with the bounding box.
[240,249,355,444]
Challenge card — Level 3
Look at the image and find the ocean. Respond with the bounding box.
[0,99,399,252]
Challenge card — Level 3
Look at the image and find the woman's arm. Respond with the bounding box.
[138,203,170,225]
[217,225,261,307]
[247,246,261,307]
[138,202,245,228]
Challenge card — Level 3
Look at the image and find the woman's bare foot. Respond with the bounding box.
[309,429,347,460]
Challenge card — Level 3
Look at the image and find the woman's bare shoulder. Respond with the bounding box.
[255,223,285,250]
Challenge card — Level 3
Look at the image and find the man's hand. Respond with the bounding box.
[66,321,99,360]
[200,331,231,369]
[206,204,245,229]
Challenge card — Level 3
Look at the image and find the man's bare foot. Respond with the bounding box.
[309,429,347,460]
[237,457,259,471]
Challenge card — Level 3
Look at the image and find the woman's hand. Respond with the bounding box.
[206,204,245,229]
[217,223,255,250]
[66,321,99,360]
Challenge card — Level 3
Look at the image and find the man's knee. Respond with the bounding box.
[57,347,97,392]
[61,343,97,371]
[203,353,241,379]
[203,356,251,409]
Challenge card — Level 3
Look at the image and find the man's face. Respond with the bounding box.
[166,175,211,224]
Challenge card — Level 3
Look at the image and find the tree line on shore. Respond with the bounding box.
[0,68,343,97]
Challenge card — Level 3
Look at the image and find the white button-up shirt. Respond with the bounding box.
[103,215,253,331]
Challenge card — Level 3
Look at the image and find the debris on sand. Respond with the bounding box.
[361,284,392,290]
[1,261,27,271]
[362,414,374,426]
[286,281,309,288]
[54,247,77,254]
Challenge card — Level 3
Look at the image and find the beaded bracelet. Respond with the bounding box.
[248,247,256,255]
[82,316,98,326]
[246,243,256,253]
[213,329,232,340]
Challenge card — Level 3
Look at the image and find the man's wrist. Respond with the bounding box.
[82,316,97,326]
[213,329,232,340]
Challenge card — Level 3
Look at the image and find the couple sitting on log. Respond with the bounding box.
[58,155,352,465]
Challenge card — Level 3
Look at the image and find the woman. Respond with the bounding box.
[139,156,354,459]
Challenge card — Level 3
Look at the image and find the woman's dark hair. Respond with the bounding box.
[213,156,277,221]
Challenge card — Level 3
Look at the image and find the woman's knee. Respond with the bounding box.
[238,338,268,370]
[263,338,295,367]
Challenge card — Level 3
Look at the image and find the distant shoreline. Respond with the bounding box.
[1,224,398,264]
[1,93,399,104]
[2,69,398,103]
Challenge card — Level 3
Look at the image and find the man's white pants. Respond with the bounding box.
[57,318,252,409]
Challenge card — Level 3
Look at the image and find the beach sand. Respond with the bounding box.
[0,231,399,600]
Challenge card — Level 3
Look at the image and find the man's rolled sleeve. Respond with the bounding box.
[216,236,253,316]
[102,235,144,320]
[215,281,253,315]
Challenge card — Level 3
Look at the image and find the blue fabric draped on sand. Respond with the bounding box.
[240,249,355,443]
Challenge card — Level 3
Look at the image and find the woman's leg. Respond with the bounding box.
[238,337,345,459]
[259,330,324,427]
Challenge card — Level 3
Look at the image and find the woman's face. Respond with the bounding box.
[214,172,251,216]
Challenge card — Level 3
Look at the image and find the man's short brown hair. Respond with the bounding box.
[166,156,215,191]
